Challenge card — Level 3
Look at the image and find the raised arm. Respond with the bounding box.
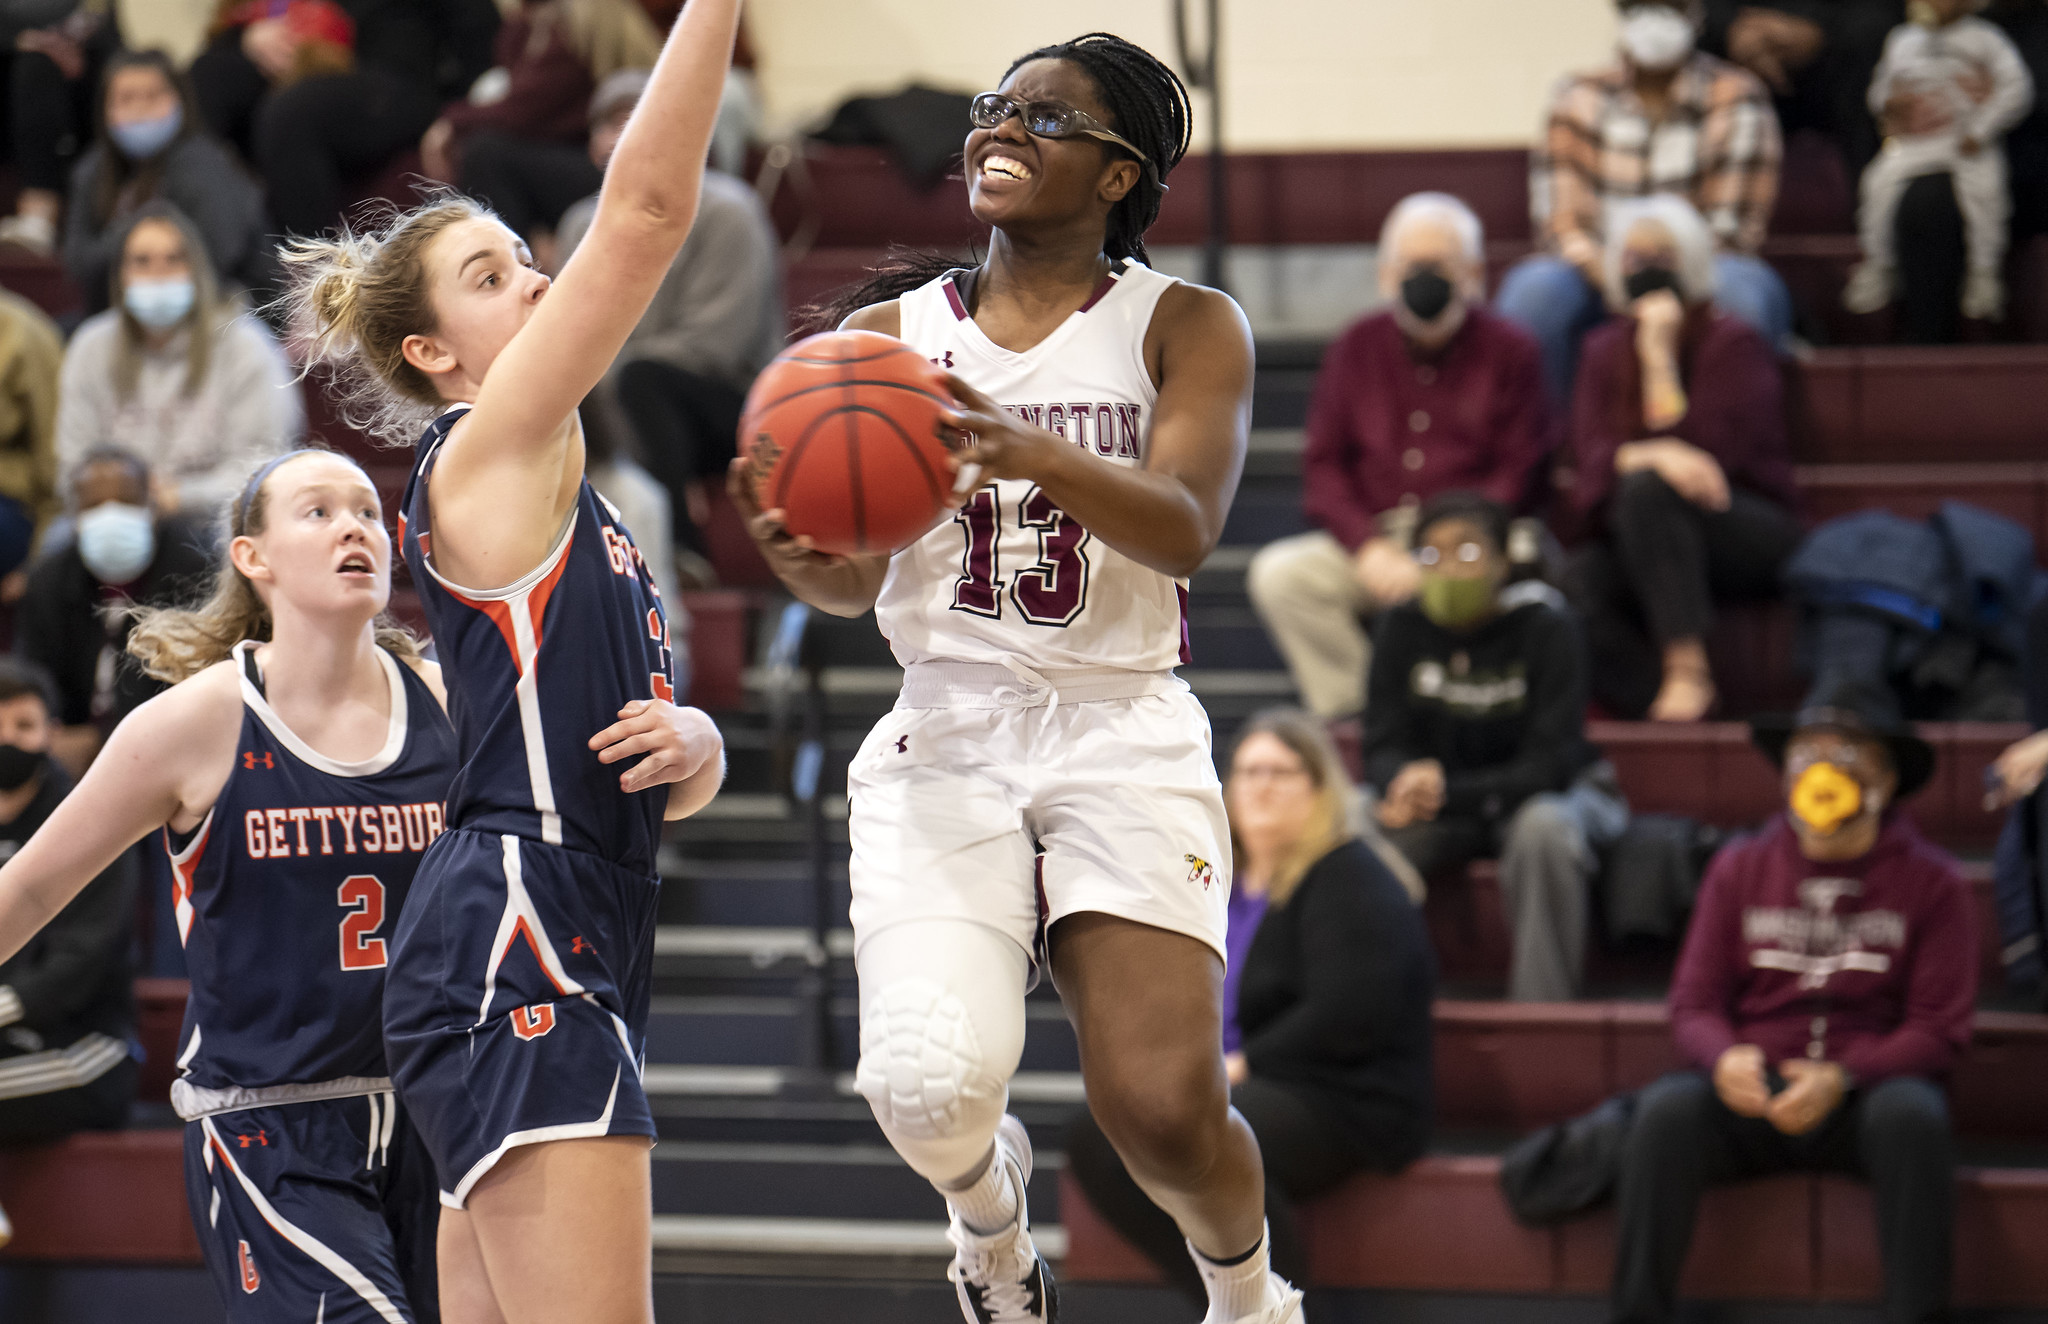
[432,0,741,582]
[0,670,239,966]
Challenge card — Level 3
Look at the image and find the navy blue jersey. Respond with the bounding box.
[168,644,456,1116]
[398,408,675,875]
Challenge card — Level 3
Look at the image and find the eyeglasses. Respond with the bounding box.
[969,92,1164,191]
[1415,542,1487,567]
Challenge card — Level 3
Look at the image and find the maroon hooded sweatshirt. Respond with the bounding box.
[1670,813,1978,1084]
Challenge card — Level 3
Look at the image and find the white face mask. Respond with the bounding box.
[1620,5,1697,71]
[76,500,156,584]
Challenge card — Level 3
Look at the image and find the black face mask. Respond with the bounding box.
[1623,265,1683,303]
[0,744,44,792]
[1400,266,1456,322]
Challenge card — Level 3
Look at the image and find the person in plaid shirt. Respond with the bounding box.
[1498,0,1792,405]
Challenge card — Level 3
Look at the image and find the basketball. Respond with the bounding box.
[739,330,961,556]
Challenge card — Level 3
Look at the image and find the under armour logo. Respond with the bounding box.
[236,1129,269,1149]
[894,736,909,754]
[243,751,274,770]
[932,351,954,369]
[571,936,595,955]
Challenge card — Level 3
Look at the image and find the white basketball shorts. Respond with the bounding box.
[846,661,1231,973]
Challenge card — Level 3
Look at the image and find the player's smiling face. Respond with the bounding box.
[409,215,550,399]
[967,59,1139,234]
[233,454,391,621]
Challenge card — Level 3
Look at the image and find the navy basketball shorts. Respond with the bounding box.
[383,828,660,1208]
[183,1093,439,1324]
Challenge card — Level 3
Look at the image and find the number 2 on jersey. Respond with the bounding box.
[951,486,1091,625]
[337,875,388,971]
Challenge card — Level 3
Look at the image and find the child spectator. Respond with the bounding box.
[1247,192,1548,724]
[557,67,783,567]
[0,656,139,1246]
[428,0,662,249]
[189,0,500,239]
[0,2,118,256]
[15,451,209,775]
[0,289,62,596]
[62,49,270,313]
[1612,680,1975,1324]
[1562,196,1802,722]
[1500,0,1789,407]
[1844,0,2034,321]
[1065,711,1434,1305]
[1364,493,1628,1001]
[56,203,300,523]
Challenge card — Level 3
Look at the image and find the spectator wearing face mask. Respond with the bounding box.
[61,49,270,314]
[1501,0,1790,407]
[56,203,300,524]
[15,450,208,775]
[1246,194,1549,724]
[1364,493,1628,1002]
[0,289,60,603]
[557,68,784,571]
[0,655,139,1247]
[1613,678,1974,1324]
[1562,196,1802,723]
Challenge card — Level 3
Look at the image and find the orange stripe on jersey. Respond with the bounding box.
[523,530,575,652]
[165,814,213,947]
[439,586,523,674]
[498,915,571,996]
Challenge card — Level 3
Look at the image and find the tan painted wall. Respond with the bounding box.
[746,0,1623,150]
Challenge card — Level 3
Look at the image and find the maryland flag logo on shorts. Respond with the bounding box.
[1184,854,1217,891]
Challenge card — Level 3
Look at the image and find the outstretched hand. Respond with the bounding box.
[589,698,723,797]
[940,372,1061,487]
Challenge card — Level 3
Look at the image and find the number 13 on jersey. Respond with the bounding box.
[951,485,1092,626]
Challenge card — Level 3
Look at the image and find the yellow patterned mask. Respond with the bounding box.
[1790,761,1864,835]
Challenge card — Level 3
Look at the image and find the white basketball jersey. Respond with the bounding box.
[876,260,1189,674]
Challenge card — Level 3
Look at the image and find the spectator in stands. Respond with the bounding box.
[1844,0,2033,325]
[57,203,301,523]
[1562,196,1802,722]
[426,0,661,258]
[1500,0,1790,406]
[189,0,500,240]
[1705,0,1903,175]
[0,1,118,256]
[1246,193,1549,726]
[558,67,782,568]
[1364,493,1627,1002]
[0,289,62,599]
[1065,710,1434,1305]
[62,49,270,313]
[15,451,208,776]
[1613,680,1975,1324]
[0,657,137,1162]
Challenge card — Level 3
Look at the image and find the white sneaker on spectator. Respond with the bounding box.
[1963,267,2006,321]
[1842,260,1893,315]
[0,213,54,258]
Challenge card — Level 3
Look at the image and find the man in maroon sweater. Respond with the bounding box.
[1612,682,1977,1324]
[1247,192,1549,721]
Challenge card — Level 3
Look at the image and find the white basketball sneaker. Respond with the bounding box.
[946,1115,1058,1323]
[1241,1278,1306,1322]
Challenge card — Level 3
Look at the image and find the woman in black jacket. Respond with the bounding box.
[1065,709,1436,1302]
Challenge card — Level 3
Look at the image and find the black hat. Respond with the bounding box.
[1749,677,1936,801]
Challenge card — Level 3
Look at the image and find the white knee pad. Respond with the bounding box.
[854,977,1005,1142]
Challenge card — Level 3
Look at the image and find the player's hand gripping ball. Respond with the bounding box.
[739,330,963,556]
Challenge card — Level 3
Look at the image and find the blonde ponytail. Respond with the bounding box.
[127,450,423,684]
[275,194,491,447]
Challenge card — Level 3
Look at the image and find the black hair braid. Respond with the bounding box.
[813,33,1192,327]
[1003,32,1193,265]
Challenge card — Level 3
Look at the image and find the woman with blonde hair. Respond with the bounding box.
[57,202,300,522]
[1064,708,1436,1307]
[275,2,733,1319]
[0,448,459,1322]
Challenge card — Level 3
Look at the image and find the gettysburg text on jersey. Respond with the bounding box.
[242,802,448,859]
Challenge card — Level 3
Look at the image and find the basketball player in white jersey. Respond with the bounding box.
[731,33,1302,1324]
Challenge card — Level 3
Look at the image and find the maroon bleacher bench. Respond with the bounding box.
[0,1129,197,1263]
[1061,1160,2048,1306]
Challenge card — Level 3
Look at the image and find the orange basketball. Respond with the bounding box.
[738,330,960,556]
